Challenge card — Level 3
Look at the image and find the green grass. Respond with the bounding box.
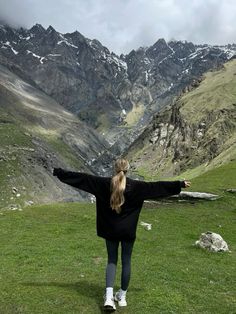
[0,122,33,148]
[44,135,84,170]
[0,162,236,313]
[0,122,33,209]
[180,59,236,124]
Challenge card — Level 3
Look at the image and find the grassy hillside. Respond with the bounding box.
[127,59,236,180]
[179,60,236,123]
[0,64,109,209]
[0,161,235,313]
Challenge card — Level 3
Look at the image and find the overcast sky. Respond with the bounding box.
[0,0,235,55]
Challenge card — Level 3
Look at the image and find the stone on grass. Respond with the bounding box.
[179,191,220,200]
[25,200,34,206]
[140,221,152,231]
[226,189,236,193]
[195,231,229,252]
[7,204,22,211]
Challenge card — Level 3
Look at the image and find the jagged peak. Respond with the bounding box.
[30,23,45,33]
[151,38,168,48]
[65,29,86,43]
[46,25,56,33]
[31,23,45,30]
[71,30,84,37]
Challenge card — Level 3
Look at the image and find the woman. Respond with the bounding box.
[53,159,190,312]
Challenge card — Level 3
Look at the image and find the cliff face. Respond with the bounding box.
[126,59,236,179]
[0,24,235,151]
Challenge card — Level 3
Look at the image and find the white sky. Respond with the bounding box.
[0,0,236,55]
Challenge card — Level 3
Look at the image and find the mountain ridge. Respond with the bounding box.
[0,23,236,208]
[1,23,235,152]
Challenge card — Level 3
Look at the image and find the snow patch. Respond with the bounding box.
[107,54,127,71]
[143,57,151,65]
[167,43,175,54]
[57,34,78,49]
[11,47,19,55]
[219,47,235,59]
[167,82,174,91]
[27,50,45,64]
[182,68,189,74]
[2,41,18,55]
[48,53,61,57]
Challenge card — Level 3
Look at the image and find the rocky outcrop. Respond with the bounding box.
[195,232,229,252]
[174,191,220,200]
[126,59,236,178]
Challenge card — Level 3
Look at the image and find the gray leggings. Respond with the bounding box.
[105,239,135,291]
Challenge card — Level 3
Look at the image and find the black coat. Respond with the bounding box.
[53,168,184,241]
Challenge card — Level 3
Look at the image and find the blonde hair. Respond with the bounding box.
[110,159,130,214]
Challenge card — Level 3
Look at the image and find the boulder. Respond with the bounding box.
[178,191,220,200]
[195,231,229,252]
[226,189,236,193]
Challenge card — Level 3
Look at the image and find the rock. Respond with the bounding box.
[226,189,236,193]
[178,191,220,200]
[195,231,229,252]
[12,187,18,194]
[25,200,34,206]
[140,221,152,230]
[7,204,22,211]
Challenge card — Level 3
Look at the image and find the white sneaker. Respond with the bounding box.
[104,295,116,312]
[114,290,127,307]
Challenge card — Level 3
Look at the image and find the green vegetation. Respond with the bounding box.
[0,162,235,313]
[129,59,236,180]
[125,103,145,127]
[0,120,33,209]
[43,134,83,170]
[180,59,236,123]
[0,120,33,148]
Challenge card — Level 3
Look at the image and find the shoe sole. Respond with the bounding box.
[104,305,116,312]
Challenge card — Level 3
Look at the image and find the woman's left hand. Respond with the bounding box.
[184,180,191,188]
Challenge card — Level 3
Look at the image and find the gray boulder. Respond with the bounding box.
[195,231,229,252]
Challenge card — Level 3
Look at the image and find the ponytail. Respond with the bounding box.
[110,159,129,214]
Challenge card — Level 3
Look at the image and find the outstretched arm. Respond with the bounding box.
[53,168,100,195]
[137,180,191,200]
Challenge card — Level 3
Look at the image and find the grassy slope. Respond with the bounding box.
[0,68,101,208]
[0,112,84,209]
[0,109,35,208]
[130,59,236,180]
[0,162,235,313]
[179,60,236,123]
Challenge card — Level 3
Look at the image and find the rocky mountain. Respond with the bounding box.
[0,63,110,209]
[126,58,236,180]
[0,23,235,153]
[0,22,236,206]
